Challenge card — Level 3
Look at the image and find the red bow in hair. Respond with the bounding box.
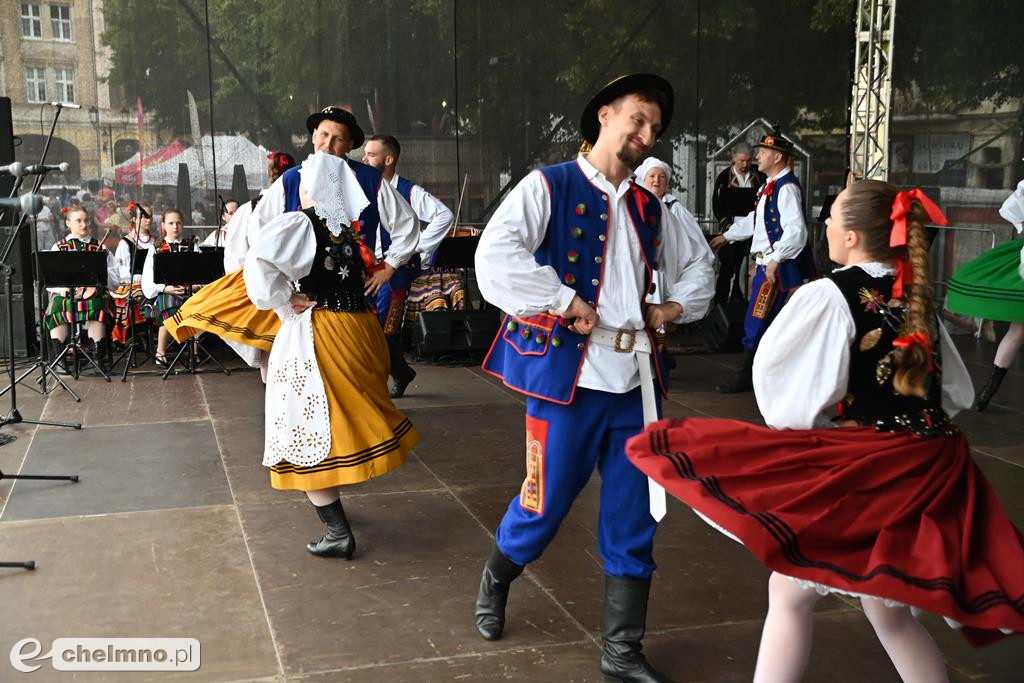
[628,181,651,225]
[889,189,948,298]
[60,207,68,214]
[892,332,934,371]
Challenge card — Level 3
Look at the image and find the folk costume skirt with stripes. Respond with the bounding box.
[626,417,1024,646]
[268,309,419,490]
[44,292,109,331]
[945,238,1024,323]
[164,268,280,351]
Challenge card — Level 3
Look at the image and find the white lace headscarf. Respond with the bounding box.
[635,157,672,186]
[299,151,369,236]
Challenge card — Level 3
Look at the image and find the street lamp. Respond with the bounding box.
[88,106,102,178]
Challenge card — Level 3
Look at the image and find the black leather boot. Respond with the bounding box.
[474,543,524,641]
[716,348,755,394]
[388,337,417,398]
[600,575,673,683]
[49,338,70,375]
[974,365,1008,412]
[306,500,356,559]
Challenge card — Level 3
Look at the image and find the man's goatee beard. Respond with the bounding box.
[617,147,643,169]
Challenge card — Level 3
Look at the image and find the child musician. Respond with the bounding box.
[628,180,1024,680]
[111,202,156,345]
[142,208,195,366]
[44,206,117,373]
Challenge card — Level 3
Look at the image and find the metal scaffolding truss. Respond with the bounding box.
[849,0,896,180]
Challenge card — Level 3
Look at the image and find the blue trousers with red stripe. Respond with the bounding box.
[496,386,660,579]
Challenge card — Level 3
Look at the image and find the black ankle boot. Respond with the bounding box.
[388,337,417,398]
[974,365,1008,412]
[474,543,524,641]
[716,348,755,394]
[600,575,673,683]
[49,338,70,374]
[306,500,356,559]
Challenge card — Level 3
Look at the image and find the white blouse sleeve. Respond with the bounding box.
[753,278,857,429]
[141,248,160,299]
[937,321,975,416]
[658,204,715,324]
[723,209,755,242]
[113,240,131,283]
[475,170,576,317]
[243,212,317,311]
[222,200,254,272]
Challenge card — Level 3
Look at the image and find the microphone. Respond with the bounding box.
[0,194,44,214]
[47,102,82,109]
[22,162,70,175]
[0,162,26,177]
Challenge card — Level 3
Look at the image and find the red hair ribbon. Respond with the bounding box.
[60,207,69,214]
[892,332,934,371]
[889,189,948,298]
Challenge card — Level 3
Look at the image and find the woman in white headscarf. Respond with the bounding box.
[945,178,1024,410]
[244,152,419,559]
[635,156,714,263]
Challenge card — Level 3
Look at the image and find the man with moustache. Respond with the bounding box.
[362,134,455,397]
[472,75,713,682]
[709,130,813,393]
[711,143,766,303]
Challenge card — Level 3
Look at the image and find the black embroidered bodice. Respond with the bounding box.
[296,207,369,312]
[830,266,952,438]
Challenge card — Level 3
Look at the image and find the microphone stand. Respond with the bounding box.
[0,102,82,426]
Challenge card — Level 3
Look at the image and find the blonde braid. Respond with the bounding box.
[892,205,935,399]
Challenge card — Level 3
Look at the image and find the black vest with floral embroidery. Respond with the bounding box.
[296,207,369,312]
[830,267,947,436]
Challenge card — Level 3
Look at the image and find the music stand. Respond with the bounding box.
[153,251,229,378]
[719,187,758,218]
[36,250,111,382]
[110,250,153,380]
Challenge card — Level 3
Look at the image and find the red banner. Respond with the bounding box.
[114,140,186,186]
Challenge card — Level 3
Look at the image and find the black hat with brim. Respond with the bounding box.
[754,130,796,156]
[305,106,366,149]
[579,73,674,145]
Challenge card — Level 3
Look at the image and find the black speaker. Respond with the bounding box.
[0,290,31,357]
[412,309,500,356]
[704,301,747,352]
[0,97,16,224]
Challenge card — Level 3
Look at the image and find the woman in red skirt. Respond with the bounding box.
[627,180,1024,682]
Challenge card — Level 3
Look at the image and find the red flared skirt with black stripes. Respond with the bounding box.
[626,418,1024,646]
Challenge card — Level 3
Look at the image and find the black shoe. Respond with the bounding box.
[154,354,169,368]
[474,543,524,641]
[49,339,71,375]
[600,575,674,683]
[974,365,1008,412]
[716,348,755,394]
[389,365,417,399]
[306,499,356,559]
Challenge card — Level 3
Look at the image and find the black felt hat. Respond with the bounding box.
[579,73,674,145]
[305,105,366,148]
[754,128,796,156]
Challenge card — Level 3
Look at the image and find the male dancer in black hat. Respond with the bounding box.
[472,74,713,682]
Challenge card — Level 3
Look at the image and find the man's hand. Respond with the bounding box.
[548,295,598,335]
[764,259,779,285]
[709,234,729,253]
[644,301,683,330]
[364,263,397,296]
[290,292,318,314]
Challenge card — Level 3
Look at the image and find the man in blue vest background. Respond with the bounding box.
[709,129,814,393]
[473,74,714,682]
[362,134,454,397]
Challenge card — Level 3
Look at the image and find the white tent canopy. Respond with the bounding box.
[103,134,272,190]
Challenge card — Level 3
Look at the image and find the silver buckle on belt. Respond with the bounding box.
[613,329,636,353]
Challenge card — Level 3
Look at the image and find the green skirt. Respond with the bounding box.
[946,238,1024,322]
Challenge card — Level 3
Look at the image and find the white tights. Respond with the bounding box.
[49,321,104,343]
[994,322,1024,369]
[305,487,340,507]
[753,572,947,683]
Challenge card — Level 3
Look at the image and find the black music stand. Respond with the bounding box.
[36,250,111,382]
[153,250,229,378]
[110,251,153,380]
[719,187,758,218]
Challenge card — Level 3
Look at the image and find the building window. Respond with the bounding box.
[55,68,75,104]
[50,5,72,41]
[20,4,42,38]
[25,67,46,103]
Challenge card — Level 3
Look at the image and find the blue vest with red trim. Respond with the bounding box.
[282,159,384,251]
[761,172,816,290]
[482,160,668,405]
[395,176,415,205]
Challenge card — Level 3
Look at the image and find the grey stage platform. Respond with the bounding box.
[0,335,1021,682]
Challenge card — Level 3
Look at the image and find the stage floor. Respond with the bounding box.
[1,334,1021,682]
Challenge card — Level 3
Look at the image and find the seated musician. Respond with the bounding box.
[142,208,196,367]
[44,206,117,373]
[111,202,156,345]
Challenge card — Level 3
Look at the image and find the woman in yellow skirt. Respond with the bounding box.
[244,152,419,559]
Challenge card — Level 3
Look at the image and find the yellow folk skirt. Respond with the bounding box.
[165,269,280,351]
[268,309,419,490]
